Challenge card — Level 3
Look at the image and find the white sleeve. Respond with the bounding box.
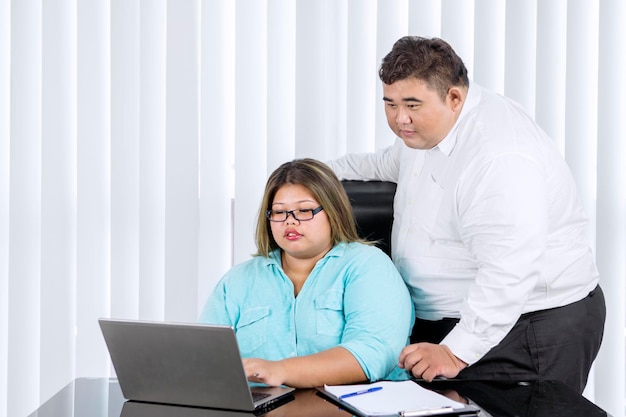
[326,138,404,182]
[441,153,548,365]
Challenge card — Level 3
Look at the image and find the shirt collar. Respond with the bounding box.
[263,242,347,267]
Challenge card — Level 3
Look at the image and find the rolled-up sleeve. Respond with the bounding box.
[337,245,414,381]
[198,278,233,326]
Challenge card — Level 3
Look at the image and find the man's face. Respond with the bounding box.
[383,78,463,150]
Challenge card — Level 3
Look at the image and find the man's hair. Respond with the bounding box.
[255,158,366,257]
[379,36,469,100]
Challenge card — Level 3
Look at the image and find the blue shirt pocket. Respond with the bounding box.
[314,290,345,337]
[235,306,271,356]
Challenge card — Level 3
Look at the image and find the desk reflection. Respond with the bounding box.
[417,379,609,417]
[28,378,610,417]
[120,401,252,417]
[119,389,349,417]
[265,389,349,417]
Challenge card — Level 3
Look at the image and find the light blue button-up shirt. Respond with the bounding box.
[199,242,414,381]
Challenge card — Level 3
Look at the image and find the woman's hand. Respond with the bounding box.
[243,358,288,387]
[242,347,366,388]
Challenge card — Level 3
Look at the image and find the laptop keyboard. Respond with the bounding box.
[252,391,271,402]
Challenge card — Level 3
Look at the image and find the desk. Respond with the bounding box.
[29,378,610,417]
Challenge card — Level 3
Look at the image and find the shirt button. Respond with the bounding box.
[290,352,296,357]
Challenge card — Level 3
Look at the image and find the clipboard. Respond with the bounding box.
[316,380,480,417]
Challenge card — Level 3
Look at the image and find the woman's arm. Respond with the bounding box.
[243,346,367,388]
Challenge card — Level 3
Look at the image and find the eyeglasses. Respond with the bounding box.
[266,206,324,222]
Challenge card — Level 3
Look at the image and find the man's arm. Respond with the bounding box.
[327,138,403,181]
[400,153,548,380]
[442,153,548,365]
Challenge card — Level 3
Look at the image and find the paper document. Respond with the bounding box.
[322,380,466,417]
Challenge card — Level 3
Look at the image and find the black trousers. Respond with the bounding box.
[410,286,606,394]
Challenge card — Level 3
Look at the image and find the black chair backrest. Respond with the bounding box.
[341,180,397,257]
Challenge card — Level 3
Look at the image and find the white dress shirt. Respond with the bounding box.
[328,82,599,365]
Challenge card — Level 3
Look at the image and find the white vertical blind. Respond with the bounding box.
[1,2,625,416]
[8,1,42,416]
[139,0,166,320]
[111,0,141,320]
[164,0,200,320]
[408,0,439,38]
[535,0,567,154]
[296,0,346,162]
[0,0,10,414]
[295,0,322,160]
[198,0,235,305]
[504,0,536,116]
[234,0,267,264]
[317,0,347,161]
[40,0,77,405]
[75,0,111,382]
[473,0,505,94]
[595,0,626,414]
[564,1,599,242]
[267,0,296,171]
[441,0,474,77]
[346,0,377,154]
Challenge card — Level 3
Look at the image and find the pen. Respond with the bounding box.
[398,406,455,417]
[339,386,383,399]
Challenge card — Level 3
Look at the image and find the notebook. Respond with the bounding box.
[98,318,295,413]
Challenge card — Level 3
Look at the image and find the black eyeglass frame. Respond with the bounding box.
[265,206,324,222]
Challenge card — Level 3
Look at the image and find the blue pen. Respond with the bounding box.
[339,386,383,399]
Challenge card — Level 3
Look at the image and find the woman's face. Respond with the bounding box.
[269,183,333,261]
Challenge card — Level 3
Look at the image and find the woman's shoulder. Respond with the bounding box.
[340,241,393,263]
[222,254,278,280]
[342,240,384,253]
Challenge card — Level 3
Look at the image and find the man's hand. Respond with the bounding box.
[398,343,467,381]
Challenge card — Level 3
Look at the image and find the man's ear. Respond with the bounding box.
[447,86,465,112]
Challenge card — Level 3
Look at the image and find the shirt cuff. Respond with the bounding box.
[440,325,493,366]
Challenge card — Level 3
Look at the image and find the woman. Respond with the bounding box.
[199,158,413,388]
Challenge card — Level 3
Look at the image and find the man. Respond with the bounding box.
[328,36,605,393]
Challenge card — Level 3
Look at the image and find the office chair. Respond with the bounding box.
[341,180,397,257]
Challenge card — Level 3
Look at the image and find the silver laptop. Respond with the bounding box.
[98,318,295,412]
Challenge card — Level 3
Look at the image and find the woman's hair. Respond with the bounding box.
[254,158,367,257]
[379,36,469,100]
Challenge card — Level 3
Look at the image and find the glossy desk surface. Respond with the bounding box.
[29,377,610,417]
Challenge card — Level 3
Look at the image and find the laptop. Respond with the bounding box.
[98,318,295,413]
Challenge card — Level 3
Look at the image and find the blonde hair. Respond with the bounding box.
[254,158,368,257]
